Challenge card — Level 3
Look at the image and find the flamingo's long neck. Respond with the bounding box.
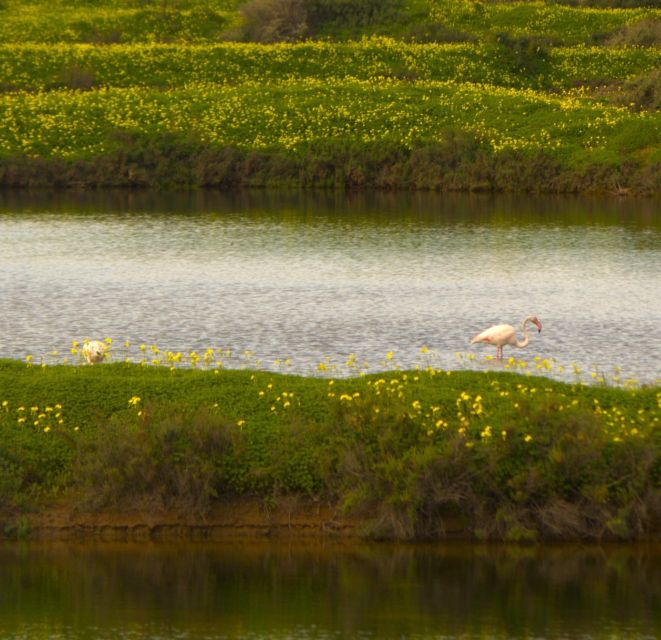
[515,319,531,349]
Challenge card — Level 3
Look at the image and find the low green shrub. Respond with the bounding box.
[75,402,237,515]
[617,68,661,112]
[238,0,308,43]
[606,17,661,46]
[0,407,74,510]
[404,21,477,43]
[490,33,553,78]
[2,133,659,194]
[313,382,660,540]
[237,0,407,43]
[59,63,97,90]
[307,0,406,34]
[556,0,661,7]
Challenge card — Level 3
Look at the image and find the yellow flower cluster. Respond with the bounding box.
[256,380,299,415]
[1,400,71,432]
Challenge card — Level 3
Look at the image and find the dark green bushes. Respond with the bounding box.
[491,33,553,79]
[606,17,661,46]
[0,417,74,511]
[59,63,98,90]
[238,0,406,42]
[556,0,661,7]
[1,132,658,194]
[74,401,325,514]
[306,0,406,35]
[599,68,661,113]
[315,387,660,541]
[404,21,477,43]
[623,68,661,111]
[75,403,236,515]
[238,0,308,43]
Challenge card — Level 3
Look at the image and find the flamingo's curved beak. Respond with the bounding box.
[535,320,542,333]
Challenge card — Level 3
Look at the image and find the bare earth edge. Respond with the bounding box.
[4,501,661,542]
[0,498,471,542]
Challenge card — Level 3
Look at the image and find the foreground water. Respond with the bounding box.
[0,541,659,640]
[0,191,659,383]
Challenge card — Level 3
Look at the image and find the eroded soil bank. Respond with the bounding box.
[5,501,660,543]
[1,498,474,542]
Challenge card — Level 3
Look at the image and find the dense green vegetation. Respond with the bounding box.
[2,42,658,91]
[0,0,659,192]
[1,360,659,541]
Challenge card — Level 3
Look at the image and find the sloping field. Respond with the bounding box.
[0,0,658,192]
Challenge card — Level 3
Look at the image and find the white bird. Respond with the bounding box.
[82,340,106,364]
[470,315,542,360]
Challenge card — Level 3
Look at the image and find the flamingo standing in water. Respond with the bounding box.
[82,340,106,364]
[470,315,542,360]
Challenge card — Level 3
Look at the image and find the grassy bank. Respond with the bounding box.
[0,76,658,192]
[0,0,658,193]
[1,360,659,541]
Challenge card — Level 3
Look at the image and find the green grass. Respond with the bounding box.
[0,0,241,44]
[1,360,659,541]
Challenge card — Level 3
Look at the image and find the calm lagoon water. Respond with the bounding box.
[0,541,660,640]
[0,190,659,382]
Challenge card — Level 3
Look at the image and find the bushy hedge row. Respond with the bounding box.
[0,134,658,194]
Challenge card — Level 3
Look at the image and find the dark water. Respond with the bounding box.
[0,190,659,383]
[0,541,660,639]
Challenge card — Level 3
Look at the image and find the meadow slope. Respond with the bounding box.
[0,0,659,192]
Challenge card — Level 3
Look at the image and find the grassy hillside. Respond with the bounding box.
[1,360,659,541]
[0,0,659,192]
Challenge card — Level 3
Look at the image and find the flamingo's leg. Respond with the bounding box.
[496,346,503,360]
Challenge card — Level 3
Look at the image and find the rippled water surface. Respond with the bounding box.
[0,541,660,640]
[0,191,659,381]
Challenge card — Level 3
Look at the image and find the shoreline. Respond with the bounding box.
[2,499,371,542]
[3,500,659,543]
[1,144,659,196]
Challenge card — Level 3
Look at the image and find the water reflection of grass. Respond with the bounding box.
[1,543,659,638]
[1,351,658,542]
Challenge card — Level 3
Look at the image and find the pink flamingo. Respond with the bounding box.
[470,315,542,360]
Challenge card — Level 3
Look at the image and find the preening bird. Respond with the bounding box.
[82,340,106,364]
[470,315,542,360]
